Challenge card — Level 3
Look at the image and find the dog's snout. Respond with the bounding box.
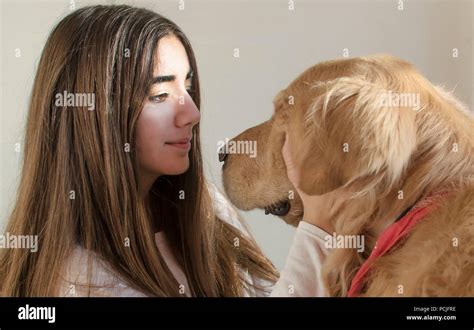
[218,147,228,163]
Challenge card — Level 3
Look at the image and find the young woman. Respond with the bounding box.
[0,5,340,297]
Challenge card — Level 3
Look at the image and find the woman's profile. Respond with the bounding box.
[0,5,279,297]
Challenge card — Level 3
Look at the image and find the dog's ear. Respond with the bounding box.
[273,89,290,114]
[295,77,418,196]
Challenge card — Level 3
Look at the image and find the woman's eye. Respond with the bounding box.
[149,92,169,103]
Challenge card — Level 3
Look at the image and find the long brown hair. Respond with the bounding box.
[0,5,277,297]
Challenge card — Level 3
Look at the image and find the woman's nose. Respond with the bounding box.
[176,94,200,127]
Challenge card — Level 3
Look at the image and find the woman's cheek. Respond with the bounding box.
[136,102,189,175]
[136,103,170,172]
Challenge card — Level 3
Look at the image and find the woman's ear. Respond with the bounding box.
[296,76,418,196]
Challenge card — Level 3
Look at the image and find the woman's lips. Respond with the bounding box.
[165,139,191,150]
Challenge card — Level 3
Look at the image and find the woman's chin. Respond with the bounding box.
[162,160,190,176]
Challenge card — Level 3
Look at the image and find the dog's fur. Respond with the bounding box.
[221,54,474,296]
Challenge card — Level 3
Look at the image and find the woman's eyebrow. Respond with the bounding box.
[150,70,193,85]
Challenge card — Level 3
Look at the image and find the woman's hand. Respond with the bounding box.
[282,133,351,234]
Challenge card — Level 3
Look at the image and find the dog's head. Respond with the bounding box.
[218,115,303,226]
[220,54,467,226]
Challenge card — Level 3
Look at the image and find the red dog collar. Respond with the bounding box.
[347,192,448,297]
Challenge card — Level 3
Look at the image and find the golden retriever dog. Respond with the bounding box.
[220,54,474,296]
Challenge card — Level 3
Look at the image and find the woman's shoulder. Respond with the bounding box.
[58,246,147,297]
[207,181,274,297]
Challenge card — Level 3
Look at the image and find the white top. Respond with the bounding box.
[59,183,331,297]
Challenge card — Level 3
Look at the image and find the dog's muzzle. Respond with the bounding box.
[218,147,229,163]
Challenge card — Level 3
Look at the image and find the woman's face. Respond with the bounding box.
[136,35,200,190]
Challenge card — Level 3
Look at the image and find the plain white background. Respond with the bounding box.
[1,0,472,270]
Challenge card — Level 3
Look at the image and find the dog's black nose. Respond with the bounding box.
[218,147,228,163]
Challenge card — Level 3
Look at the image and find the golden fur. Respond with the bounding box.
[221,54,474,296]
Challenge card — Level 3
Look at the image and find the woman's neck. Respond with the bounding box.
[143,193,162,233]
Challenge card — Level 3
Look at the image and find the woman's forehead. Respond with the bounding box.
[154,35,191,76]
